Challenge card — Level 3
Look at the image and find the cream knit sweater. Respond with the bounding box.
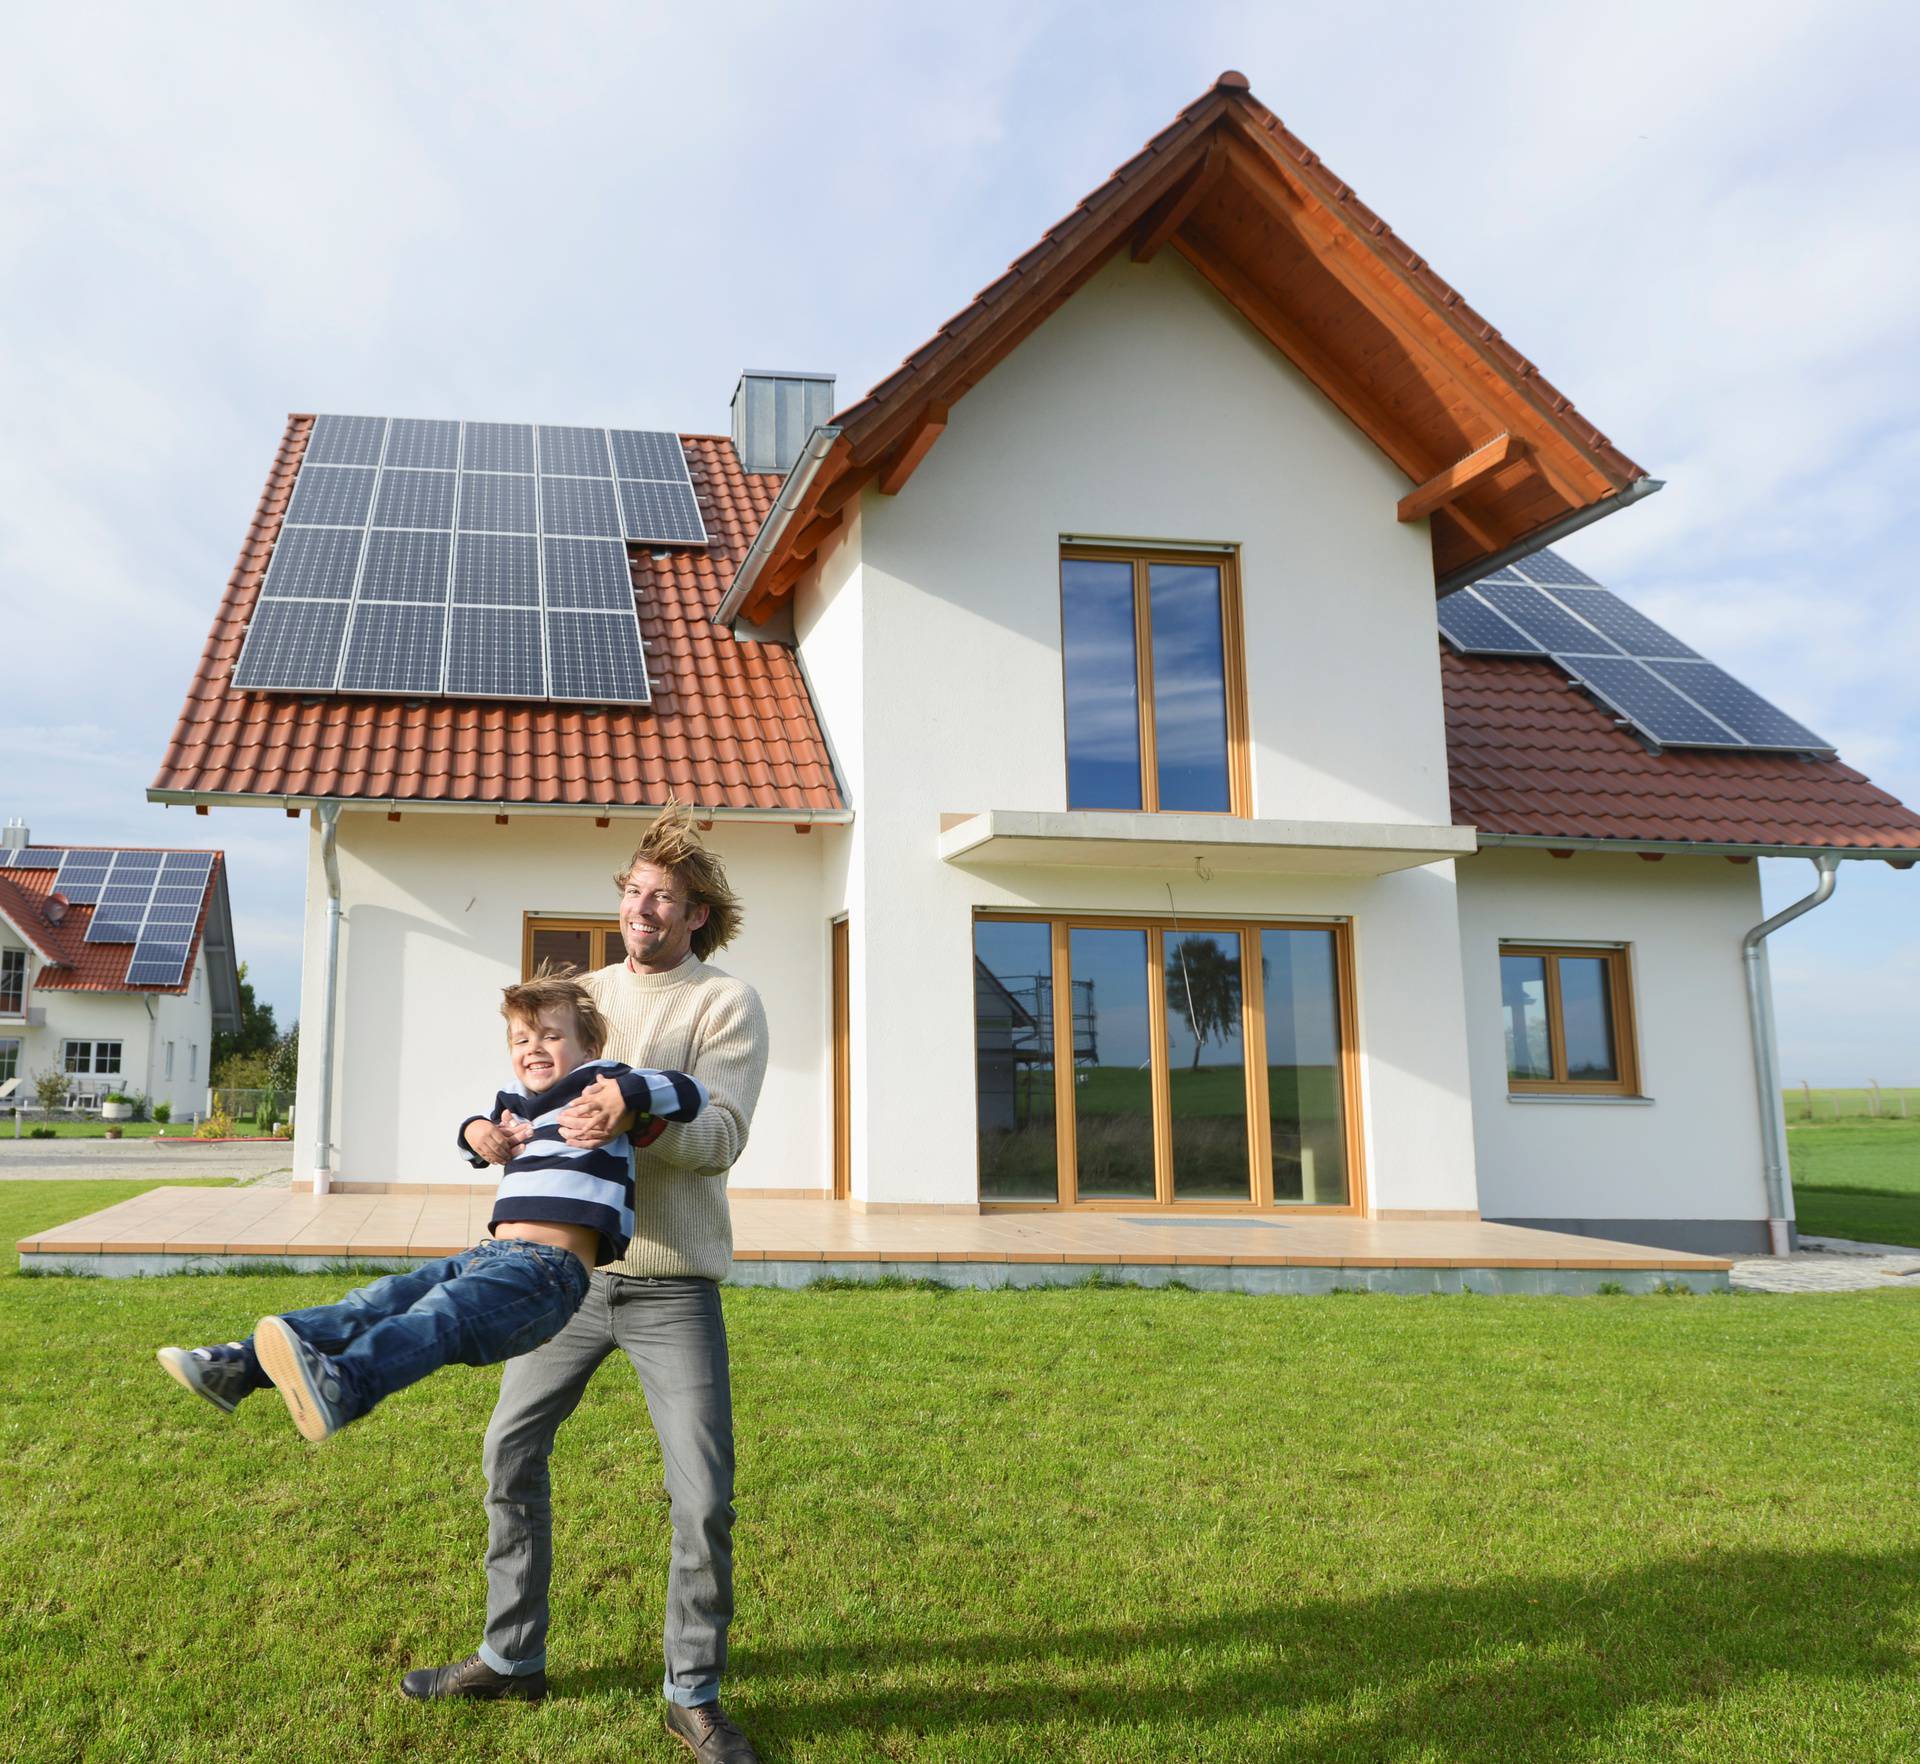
[581,953,769,1281]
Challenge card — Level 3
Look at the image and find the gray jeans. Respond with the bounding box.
[477,1271,735,1706]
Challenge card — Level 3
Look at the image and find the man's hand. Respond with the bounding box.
[464,1112,531,1166]
[559,1074,636,1148]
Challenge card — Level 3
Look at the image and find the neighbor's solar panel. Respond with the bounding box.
[44,850,215,984]
[234,414,666,705]
[1436,546,1833,753]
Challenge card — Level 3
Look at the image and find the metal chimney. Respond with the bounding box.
[0,820,27,852]
[731,371,835,474]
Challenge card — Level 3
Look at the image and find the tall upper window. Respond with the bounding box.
[1500,945,1639,1097]
[0,948,24,1015]
[1060,548,1250,815]
[0,1039,19,1084]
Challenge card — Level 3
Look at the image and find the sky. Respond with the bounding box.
[2,0,1914,1083]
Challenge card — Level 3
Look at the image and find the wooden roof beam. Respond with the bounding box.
[1398,433,1527,523]
[876,402,949,496]
[790,508,843,555]
[1132,135,1229,264]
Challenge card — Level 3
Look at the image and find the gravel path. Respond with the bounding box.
[0,1138,293,1185]
[1731,1236,1920,1293]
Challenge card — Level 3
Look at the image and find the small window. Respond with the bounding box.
[1499,946,1639,1096]
[0,948,24,1014]
[1060,548,1250,815]
[523,915,622,980]
[188,1044,197,1081]
[0,1039,19,1084]
[63,1040,123,1077]
[165,1041,176,1080]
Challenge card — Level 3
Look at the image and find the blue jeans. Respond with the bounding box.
[275,1239,592,1423]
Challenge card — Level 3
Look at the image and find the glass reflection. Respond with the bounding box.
[1501,955,1551,1080]
[1263,930,1349,1205]
[531,928,593,975]
[973,921,1058,1201]
[1559,957,1618,1080]
[1147,563,1231,812]
[1062,559,1142,810]
[1070,927,1155,1200]
[1163,930,1250,1200]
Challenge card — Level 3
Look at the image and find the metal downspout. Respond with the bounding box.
[1743,853,1839,1255]
[313,804,343,1199]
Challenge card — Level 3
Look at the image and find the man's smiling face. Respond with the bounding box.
[620,861,709,973]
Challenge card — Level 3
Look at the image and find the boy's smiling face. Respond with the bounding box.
[507,1008,593,1095]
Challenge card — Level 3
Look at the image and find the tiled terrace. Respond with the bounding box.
[16,1188,1731,1294]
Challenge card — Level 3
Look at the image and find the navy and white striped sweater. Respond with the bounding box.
[459,1059,707,1264]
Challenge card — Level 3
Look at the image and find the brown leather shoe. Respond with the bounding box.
[399,1651,546,1702]
[664,1699,762,1762]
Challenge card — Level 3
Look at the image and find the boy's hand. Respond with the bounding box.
[464,1114,530,1165]
[558,1074,635,1148]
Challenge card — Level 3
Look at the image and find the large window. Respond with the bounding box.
[0,948,24,1015]
[1060,548,1250,815]
[63,1040,123,1077]
[1499,945,1639,1096]
[523,915,622,979]
[974,914,1357,1209]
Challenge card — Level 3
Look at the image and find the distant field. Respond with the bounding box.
[1789,1119,1920,1247]
[1783,1085,1919,1123]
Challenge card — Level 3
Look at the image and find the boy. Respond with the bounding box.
[157,969,705,1442]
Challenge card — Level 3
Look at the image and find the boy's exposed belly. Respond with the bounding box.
[493,1220,600,1267]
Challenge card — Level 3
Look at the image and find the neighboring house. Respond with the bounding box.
[151,72,1920,1253]
[0,821,240,1114]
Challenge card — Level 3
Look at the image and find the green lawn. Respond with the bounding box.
[4,1179,1920,1760]
[1,1118,282,1141]
[1790,1120,1920,1247]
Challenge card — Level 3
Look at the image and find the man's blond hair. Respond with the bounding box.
[500,965,610,1058]
[614,803,743,961]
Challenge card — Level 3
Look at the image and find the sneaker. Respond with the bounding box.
[665,1700,763,1763]
[253,1315,349,1442]
[399,1652,546,1702]
[155,1343,255,1414]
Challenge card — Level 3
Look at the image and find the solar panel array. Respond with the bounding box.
[230,413,700,704]
[1437,549,1832,754]
[0,850,215,988]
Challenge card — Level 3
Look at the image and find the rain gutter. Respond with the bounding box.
[1433,476,1666,597]
[1742,854,1840,1255]
[312,803,342,1199]
[712,424,843,629]
[148,792,852,826]
[1474,833,1920,865]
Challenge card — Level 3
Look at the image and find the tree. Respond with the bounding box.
[267,1024,299,1093]
[1165,935,1242,1070]
[211,962,278,1072]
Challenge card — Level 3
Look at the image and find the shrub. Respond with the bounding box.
[104,1092,134,1106]
[31,1069,70,1113]
[259,1083,281,1127]
[268,1027,299,1094]
[212,1050,273,1092]
[194,1107,235,1141]
[28,1126,55,1140]
[153,1103,171,1125]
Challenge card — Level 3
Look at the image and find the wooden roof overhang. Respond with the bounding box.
[726,70,1652,624]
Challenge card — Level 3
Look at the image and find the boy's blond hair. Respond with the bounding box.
[613,802,743,960]
[500,965,609,1059]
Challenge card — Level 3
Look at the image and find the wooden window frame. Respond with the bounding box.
[0,948,25,1016]
[0,1038,18,1084]
[1059,545,1253,818]
[1500,944,1641,1097]
[522,914,623,981]
[977,910,1363,1214]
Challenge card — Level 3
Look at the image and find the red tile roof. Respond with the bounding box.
[0,851,225,995]
[1443,650,1920,853]
[150,420,845,813]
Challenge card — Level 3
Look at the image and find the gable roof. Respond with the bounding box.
[149,419,845,815]
[0,851,243,1019]
[724,69,1652,622]
[1442,650,1920,857]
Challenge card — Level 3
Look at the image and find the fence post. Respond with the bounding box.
[1870,1079,1882,1118]
[1801,1080,1813,1122]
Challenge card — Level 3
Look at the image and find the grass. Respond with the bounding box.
[1,1117,283,1141]
[1783,1086,1919,1124]
[4,1177,1920,1760]
[1790,1119,1920,1247]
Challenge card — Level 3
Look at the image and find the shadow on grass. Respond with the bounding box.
[556,1547,1919,1759]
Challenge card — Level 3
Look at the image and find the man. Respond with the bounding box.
[402,805,769,1764]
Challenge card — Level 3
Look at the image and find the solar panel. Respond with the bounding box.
[372,469,456,531]
[11,849,62,869]
[159,854,213,880]
[262,528,363,601]
[340,603,446,695]
[1562,657,1741,746]
[1512,549,1599,587]
[609,429,689,481]
[100,884,152,907]
[1647,661,1831,751]
[1547,588,1697,660]
[233,600,353,691]
[143,902,201,928]
[287,465,377,527]
[385,417,460,470]
[619,479,707,546]
[538,425,612,476]
[1436,589,1545,656]
[127,943,191,987]
[543,537,633,610]
[1477,581,1621,656]
[458,472,537,534]
[447,607,545,699]
[358,530,452,602]
[453,533,540,606]
[87,914,146,945]
[541,476,623,539]
[547,610,651,704]
[305,414,386,466]
[463,422,535,473]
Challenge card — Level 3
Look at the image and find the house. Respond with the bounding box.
[0,821,240,1114]
[149,72,1920,1257]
